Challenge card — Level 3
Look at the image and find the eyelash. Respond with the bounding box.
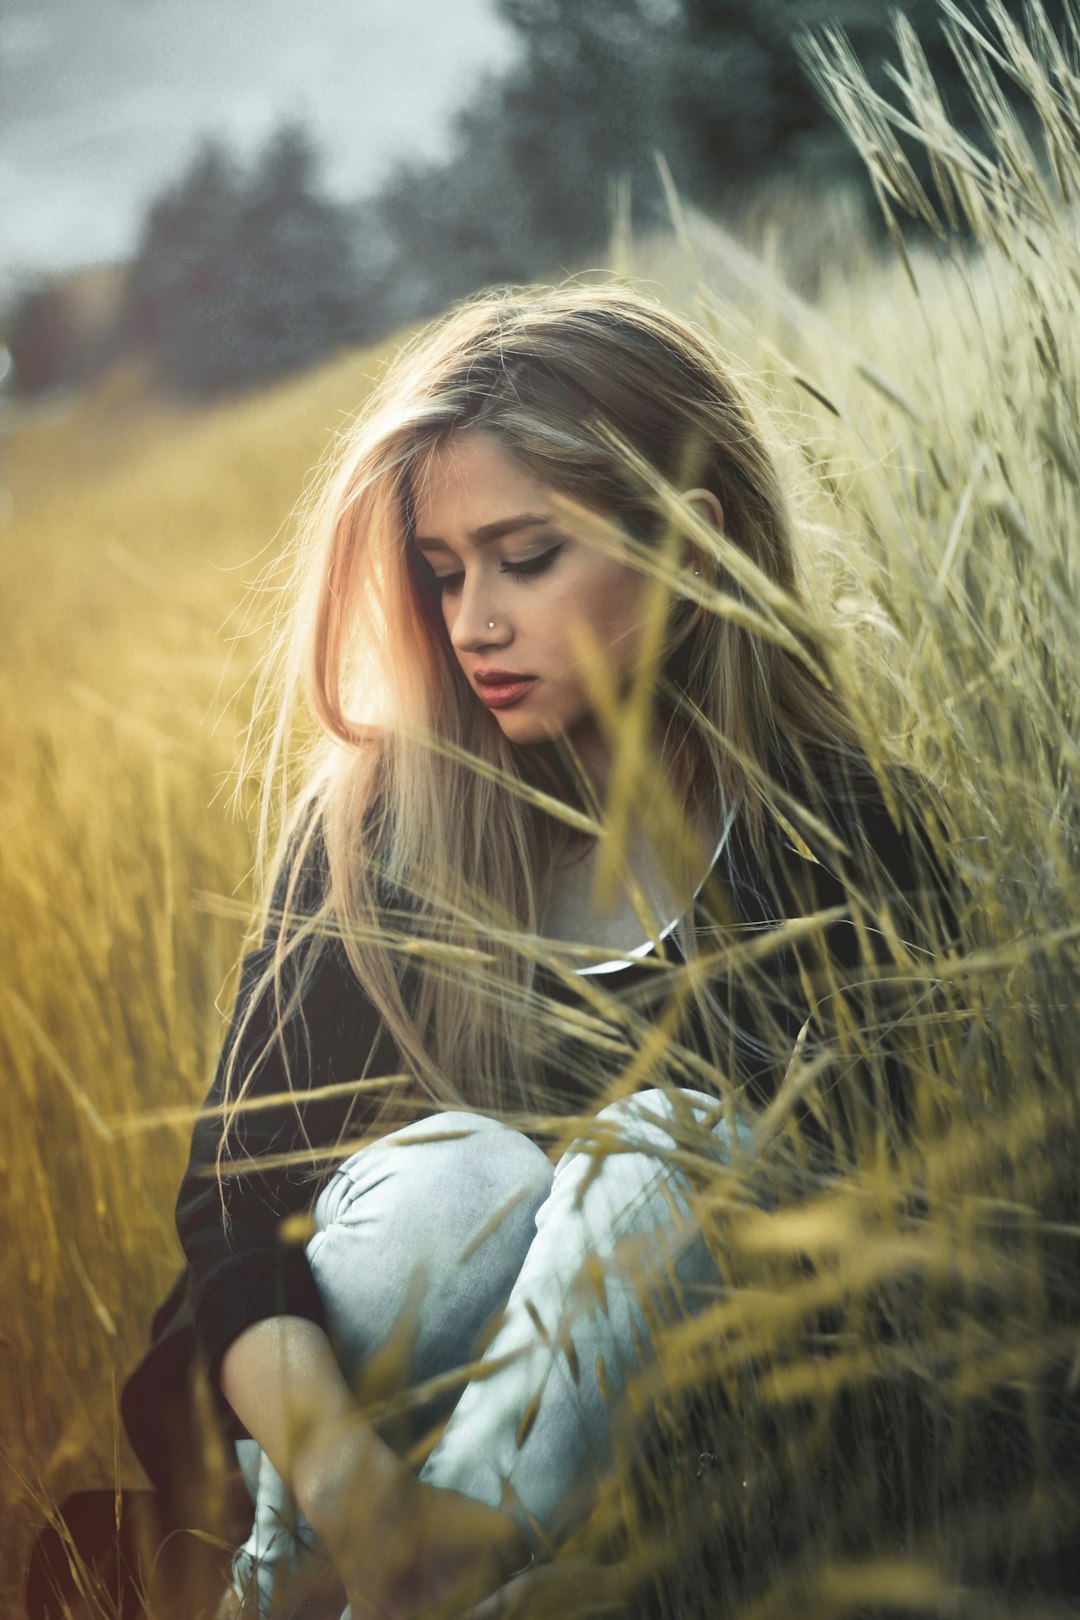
[435,542,564,596]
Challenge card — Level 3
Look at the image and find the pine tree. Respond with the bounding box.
[123,125,363,392]
[220,123,362,383]
[124,140,241,388]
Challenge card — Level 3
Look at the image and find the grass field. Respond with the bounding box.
[4,6,1080,1616]
[0,340,409,1606]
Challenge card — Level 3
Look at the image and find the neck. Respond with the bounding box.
[519,716,710,870]
[561,716,714,882]
[562,719,613,804]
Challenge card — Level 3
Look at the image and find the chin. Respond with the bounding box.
[492,713,555,745]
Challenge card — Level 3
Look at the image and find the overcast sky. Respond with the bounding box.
[0,0,518,287]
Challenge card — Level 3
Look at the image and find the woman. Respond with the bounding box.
[112,283,959,1620]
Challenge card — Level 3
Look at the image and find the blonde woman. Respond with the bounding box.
[112,285,958,1620]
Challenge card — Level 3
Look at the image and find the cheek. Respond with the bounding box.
[567,566,647,652]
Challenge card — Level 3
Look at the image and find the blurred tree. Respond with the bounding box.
[124,140,242,385]
[495,0,673,242]
[375,0,1074,319]
[667,0,1072,209]
[123,126,367,393]
[667,0,866,197]
[376,1,673,319]
[218,124,365,384]
[114,0,1075,392]
[6,279,86,396]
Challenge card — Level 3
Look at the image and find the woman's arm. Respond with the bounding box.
[181,830,539,1617]
[218,1315,412,1553]
[221,1315,534,1618]
[174,825,445,1598]
[175,818,401,1403]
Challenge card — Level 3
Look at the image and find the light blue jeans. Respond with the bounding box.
[228,1086,754,1618]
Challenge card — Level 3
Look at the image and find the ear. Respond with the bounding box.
[681,487,724,573]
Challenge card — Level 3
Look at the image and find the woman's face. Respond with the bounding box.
[412,431,652,753]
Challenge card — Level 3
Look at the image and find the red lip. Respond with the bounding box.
[474,669,535,686]
[473,670,538,710]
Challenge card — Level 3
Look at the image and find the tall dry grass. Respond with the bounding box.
[602,4,1080,1613]
[3,2,1080,1615]
[0,346,405,1607]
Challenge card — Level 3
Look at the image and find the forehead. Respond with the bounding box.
[412,432,551,534]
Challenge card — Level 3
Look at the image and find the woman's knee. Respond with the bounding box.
[588,1085,749,1157]
[308,1109,553,1255]
[539,1087,752,1252]
[303,1113,553,1390]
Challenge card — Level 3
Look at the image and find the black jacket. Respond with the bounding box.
[120,753,961,1528]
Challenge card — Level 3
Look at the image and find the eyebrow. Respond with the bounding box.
[413,514,554,554]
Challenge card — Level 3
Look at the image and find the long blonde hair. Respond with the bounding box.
[218,281,910,1186]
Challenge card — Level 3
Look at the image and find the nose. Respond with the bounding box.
[447,575,511,655]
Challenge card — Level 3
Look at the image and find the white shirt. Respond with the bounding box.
[572,796,740,977]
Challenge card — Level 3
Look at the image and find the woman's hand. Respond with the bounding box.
[339,1474,535,1620]
[292,1420,534,1620]
[467,1555,635,1619]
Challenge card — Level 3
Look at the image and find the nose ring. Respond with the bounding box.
[487,620,495,630]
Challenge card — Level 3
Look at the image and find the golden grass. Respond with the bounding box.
[4,3,1080,1614]
[0,338,408,1606]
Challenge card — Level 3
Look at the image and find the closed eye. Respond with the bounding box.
[500,542,565,581]
[435,542,565,596]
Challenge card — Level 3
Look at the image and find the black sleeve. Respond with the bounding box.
[791,776,969,1152]
[726,764,968,1154]
[174,821,400,1391]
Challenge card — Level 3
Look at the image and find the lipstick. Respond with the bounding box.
[474,670,538,710]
